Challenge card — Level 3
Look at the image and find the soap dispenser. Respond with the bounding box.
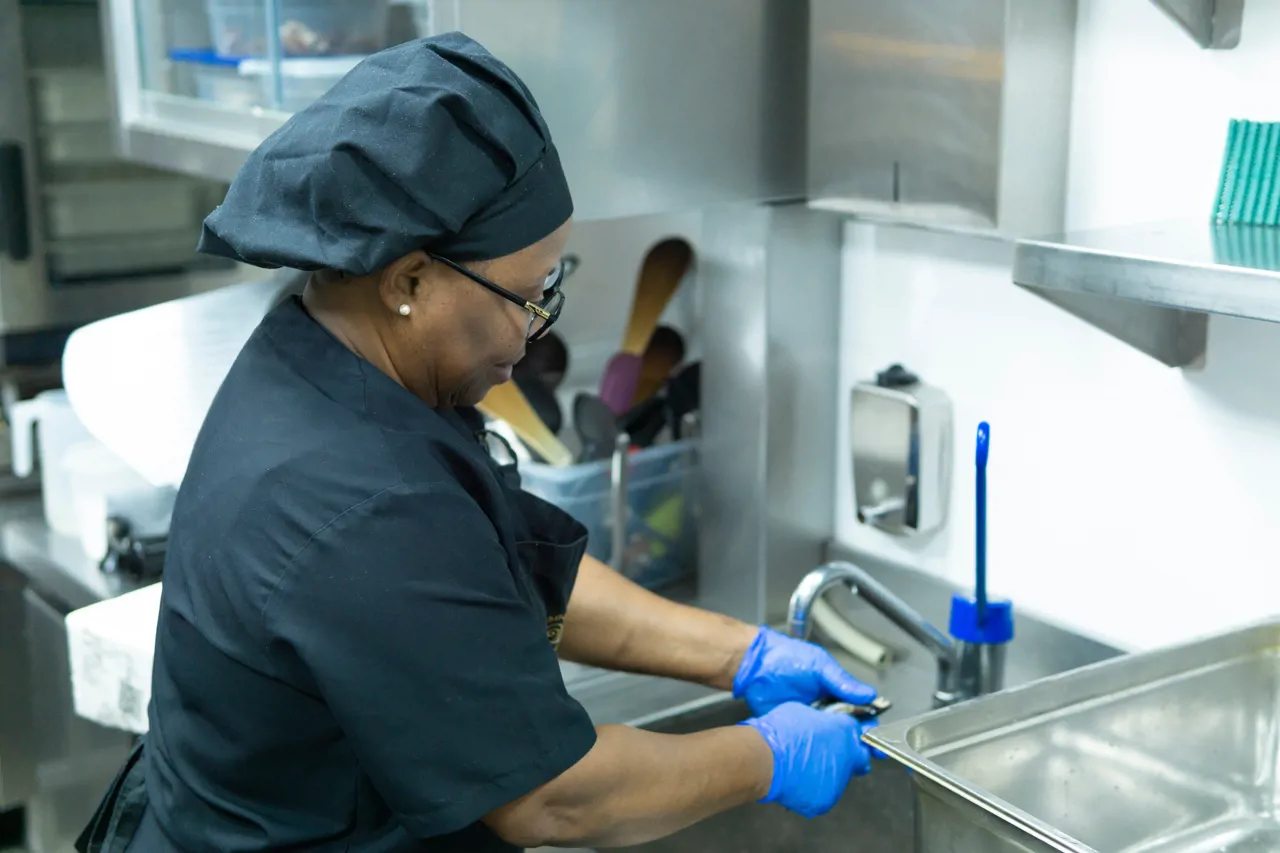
[850,364,952,536]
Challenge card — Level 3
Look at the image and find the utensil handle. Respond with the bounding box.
[610,432,630,572]
[975,422,990,624]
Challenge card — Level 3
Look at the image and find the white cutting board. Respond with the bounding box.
[61,273,303,489]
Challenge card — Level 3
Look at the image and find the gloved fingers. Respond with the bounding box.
[849,739,874,777]
[818,656,878,704]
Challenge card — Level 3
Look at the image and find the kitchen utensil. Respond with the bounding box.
[617,394,668,449]
[664,361,701,439]
[599,238,694,414]
[513,330,569,389]
[572,392,619,462]
[813,696,892,721]
[477,381,573,467]
[632,324,686,405]
[975,421,989,623]
[514,374,563,437]
[609,432,630,572]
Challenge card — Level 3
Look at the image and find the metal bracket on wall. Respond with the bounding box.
[1021,287,1209,370]
[1011,219,1280,370]
[1150,0,1245,49]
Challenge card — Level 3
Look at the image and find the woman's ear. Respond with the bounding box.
[378,250,432,315]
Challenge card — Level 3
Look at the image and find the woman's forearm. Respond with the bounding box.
[558,554,757,690]
[484,723,771,848]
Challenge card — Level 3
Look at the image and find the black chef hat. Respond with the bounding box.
[197,32,572,274]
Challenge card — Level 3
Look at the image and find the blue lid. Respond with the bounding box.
[169,48,243,68]
[949,593,1014,644]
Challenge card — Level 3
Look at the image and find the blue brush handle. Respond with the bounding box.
[975,422,990,625]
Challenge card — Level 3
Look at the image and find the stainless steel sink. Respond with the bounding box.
[618,555,1123,853]
[867,616,1280,853]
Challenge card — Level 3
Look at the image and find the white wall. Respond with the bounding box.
[835,0,1280,652]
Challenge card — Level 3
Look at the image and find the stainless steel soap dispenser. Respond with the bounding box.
[850,364,952,536]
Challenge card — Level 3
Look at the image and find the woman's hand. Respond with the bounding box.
[733,626,877,715]
[742,701,875,818]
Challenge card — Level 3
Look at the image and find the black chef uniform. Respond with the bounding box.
[78,294,597,853]
[77,30,595,852]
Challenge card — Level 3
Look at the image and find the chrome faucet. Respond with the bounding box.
[787,561,1010,708]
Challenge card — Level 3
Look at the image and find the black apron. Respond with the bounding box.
[75,738,147,853]
[74,437,587,853]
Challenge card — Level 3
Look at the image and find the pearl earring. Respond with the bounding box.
[398,304,411,316]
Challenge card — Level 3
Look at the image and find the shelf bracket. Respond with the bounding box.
[1020,287,1208,369]
[1150,0,1244,49]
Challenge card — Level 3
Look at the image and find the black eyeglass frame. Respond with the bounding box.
[429,253,577,342]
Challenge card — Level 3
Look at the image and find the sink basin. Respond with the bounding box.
[866,616,1280,853]
[627,699,916,853]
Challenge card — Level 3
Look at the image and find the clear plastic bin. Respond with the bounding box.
[186,54,356,113]
[204,0,392,58]
[520,441,699,592]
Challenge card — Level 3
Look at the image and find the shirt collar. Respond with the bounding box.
[260,296,459,435]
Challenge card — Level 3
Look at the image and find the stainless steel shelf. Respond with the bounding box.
[1013,220,1280,368]
[1150,0,1244,50]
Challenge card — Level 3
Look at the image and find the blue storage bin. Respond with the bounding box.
[520,441,699,591]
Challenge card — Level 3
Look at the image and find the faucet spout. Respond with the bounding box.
[787,561,955,660]
[789,561,1007,708]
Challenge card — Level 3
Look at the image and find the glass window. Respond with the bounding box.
[112,0,436,176]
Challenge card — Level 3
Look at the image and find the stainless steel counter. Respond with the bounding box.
[1,515,151,612]
[0,495,139,853]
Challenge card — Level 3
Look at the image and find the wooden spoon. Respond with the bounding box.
[598,238,694,415]
[478,381,573,467]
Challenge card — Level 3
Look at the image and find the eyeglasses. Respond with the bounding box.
[429,253,577,342]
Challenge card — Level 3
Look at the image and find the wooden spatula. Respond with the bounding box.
[598,238,694,415]
[478,381,574,467]
[631,324,686,406]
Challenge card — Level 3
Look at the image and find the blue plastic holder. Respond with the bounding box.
[949,593,1014,645]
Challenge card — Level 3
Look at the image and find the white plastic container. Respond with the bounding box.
[63,442,175,560]
[9,391,176,557]
[191,55,358,113]
[9,390,97,535]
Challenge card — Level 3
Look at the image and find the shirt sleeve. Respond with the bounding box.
[264,482,598,839]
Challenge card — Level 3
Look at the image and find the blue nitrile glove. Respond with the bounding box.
[733,626,877,715]
[741,701,874,818]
